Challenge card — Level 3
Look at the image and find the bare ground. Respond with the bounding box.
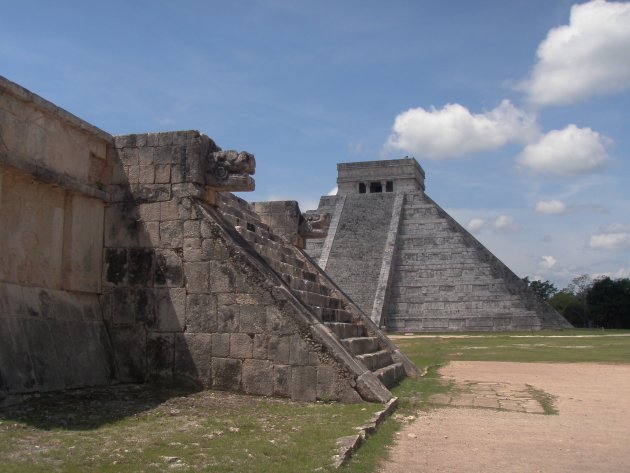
[380,362,630,473]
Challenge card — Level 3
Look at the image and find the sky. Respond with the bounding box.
[1,0,629,288]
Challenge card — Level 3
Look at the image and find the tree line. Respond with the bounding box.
[522,275,630,329]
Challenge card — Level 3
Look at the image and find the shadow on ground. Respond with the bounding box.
[0,384,200,430]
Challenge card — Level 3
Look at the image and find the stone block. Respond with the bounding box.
[127,248,155,286]
[160,199,180,221]
[183,238,203,262]
[160,221,183,248]
[290,334,310,365]
[266,306,295,335]
[184,220,201,238]
[147,332,174,384]
[154,249,184,287]
[61,194,104,293]
[317,365,338,401]
[253,334,269,359]
[110,287,156,327]
[212,357,241,391]
[137,202,161,222]
[137,146,154,165]
[211,333,230,357]
[127,165,139,183]
[239,305,266,333]
[242,359,274,396]
[130,184,171,202]
[108,324,147,382]
[210,264,236,293]
[0,317,36,392]
[174,333,212,388]
[291,366,317,402]
[201,238,229,260]
[230,332,253,359]
[185,293,217,333]
[138,165,155,184]
[274,364,291,398]
[141,221,161,247]
[184,262,211,293]
[218,305,239,332]
[156,288,186,332]
[155,164,171,183]
[268,336,290,364]
[104,203,144,248]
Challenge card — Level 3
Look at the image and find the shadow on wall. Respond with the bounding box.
[100,144,204,391]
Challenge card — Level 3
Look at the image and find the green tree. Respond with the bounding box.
[549,291,588,327]
[522,277,558,301]
[586,277,630,329]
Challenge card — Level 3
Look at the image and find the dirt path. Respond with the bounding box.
[380,362,630,473]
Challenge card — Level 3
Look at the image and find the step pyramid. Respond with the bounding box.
[304,158,572,332]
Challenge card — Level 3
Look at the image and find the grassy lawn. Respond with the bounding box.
[0,386,381,473]
[2,329,629,472]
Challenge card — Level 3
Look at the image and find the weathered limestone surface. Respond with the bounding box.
[1,75,416,404]
[0,76,114,400]
[323,193,396,315]
[103,133,415,402]
[305,159,571,332]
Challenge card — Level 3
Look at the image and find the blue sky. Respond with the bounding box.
[2,0,629,288]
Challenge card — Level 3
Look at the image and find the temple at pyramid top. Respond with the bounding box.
[337,157,425,195]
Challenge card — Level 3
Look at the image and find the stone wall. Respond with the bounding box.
[1,77,414,403]
[251,200,303,247]
[0,76,114,401]
[102,133,368,401]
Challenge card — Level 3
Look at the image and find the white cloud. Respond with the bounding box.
[593,266,630,279]
[540,255,558,270]
[493,214,520,232]
[589,233,630,250]
[535,199,567,214]
[467,218,485,231]
[386,100,539,159]
[516,125,609,176]
[327,186,338,196]
[520,0,630,106]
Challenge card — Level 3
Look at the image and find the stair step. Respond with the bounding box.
[287,278,332,297]
[293,290,343,310]
[356,350,393,371]
[326,322,365,339]
[342,337,380,355]
[374,362,406,388]
[314,307,353,323]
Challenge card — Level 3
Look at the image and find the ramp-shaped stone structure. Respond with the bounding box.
[0,75,416,404]
[304,159,572,332]
[102,132,417,402]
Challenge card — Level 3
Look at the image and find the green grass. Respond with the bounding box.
[2,329,629,472]
[0,387,381,473]
[391,329,630,366]
[526,385,558,415]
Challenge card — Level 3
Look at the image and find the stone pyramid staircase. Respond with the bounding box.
[213,192,417,387]
[386,192,572,331]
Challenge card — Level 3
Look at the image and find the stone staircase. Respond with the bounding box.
[386,192,571,331]
[215,192,411,387]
